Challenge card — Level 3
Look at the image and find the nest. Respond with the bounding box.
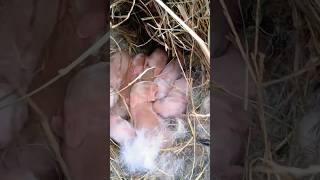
[110,0,210,179]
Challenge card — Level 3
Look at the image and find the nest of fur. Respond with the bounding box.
[110,0,210,179]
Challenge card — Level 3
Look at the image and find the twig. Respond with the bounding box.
[262,60,320,87]
[0,31,109,111]
[26,97,72,180]
[254,160,320,178]
[113,67,155,95]
[153,0,210,64]
[111,0,136,28]
[219,0,257,83]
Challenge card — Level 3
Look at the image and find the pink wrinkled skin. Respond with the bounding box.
[153,77,188,118]
[154,60,182,99]
[62,62,106,180]
[130,81,161,131]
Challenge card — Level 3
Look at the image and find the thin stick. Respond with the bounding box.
[219,0,257,84]
[26,97,72,180]
[262,60,320,87]
[0,31,110,110]
[112,67,155,95]
[255,161,320,178]
[111,0,136,28]
[153,0,210,63]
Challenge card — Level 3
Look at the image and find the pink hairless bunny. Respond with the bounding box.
[153,77,188,118]
[153,60,182,99]
[130,81,161,130]
[142,48,169,81]
[119,53,146,104]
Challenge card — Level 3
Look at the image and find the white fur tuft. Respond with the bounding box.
[156,153,185,177]
[120,129,163,173]
[172,118,187,139]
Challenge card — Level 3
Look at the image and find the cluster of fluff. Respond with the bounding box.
[167,118,188,140]
[120,129,164,173]
[119,118,189,175]
[155,152,185,177]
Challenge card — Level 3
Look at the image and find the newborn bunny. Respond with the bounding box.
[143,48,169,80]
[119,53,146,104]
[130,81,161,130]
[62,62,106,180]
[111,53,146,129]
[153,77,188,118]
[154,60,182,99]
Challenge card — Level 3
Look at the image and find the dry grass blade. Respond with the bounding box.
[26,97,72,180]
[154,0,210,64]
[255,161,320,178]
[0,31,110,111]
